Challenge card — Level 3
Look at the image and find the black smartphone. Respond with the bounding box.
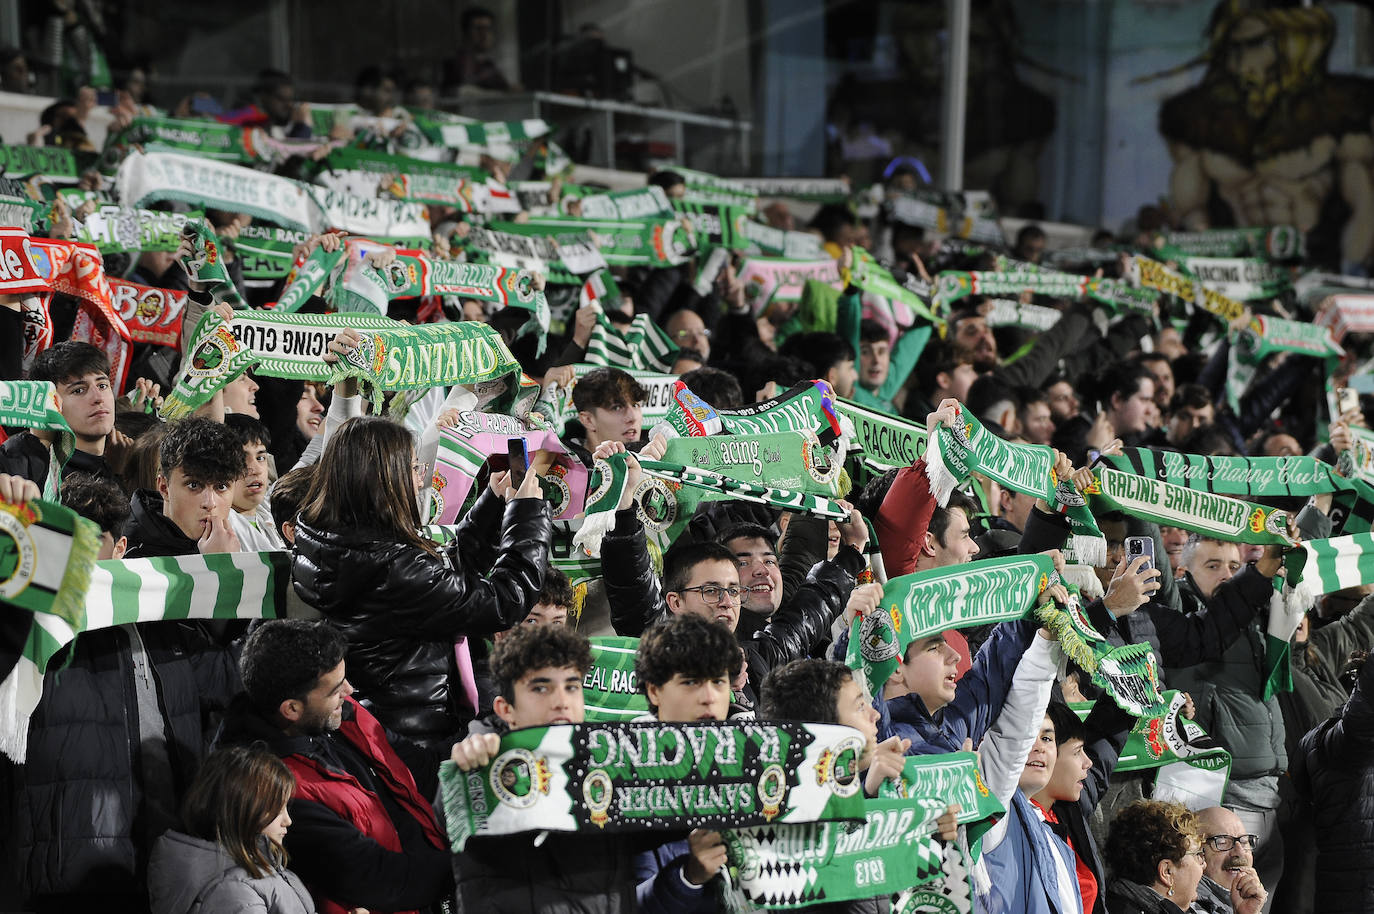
[507,438,529,490]
[1125,535,1154,572]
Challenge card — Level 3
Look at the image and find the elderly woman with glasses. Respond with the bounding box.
[1103,800,1215,914]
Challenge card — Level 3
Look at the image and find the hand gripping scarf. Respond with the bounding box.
[925,404,1105,563]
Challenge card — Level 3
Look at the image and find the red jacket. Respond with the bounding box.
[282,697,447,914]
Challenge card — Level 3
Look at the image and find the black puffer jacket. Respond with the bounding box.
[1293,652,1374,914]
[122,489,201,559]
[1,622,240,907]
[291,490,550,752]
[601,508,862,694]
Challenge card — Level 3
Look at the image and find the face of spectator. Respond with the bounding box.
[666,559,742,632]
[1145,360,1175,407]
[1016,235,1047,264]
[1041,736,1092,802]
[1187,540,1242,599]
[901,633,961,711]
[860,338,891,390]
[1160,526,1189,574]
[762,202,793,231]
[260,84,295,125]
[828,359,858,399]
[296,385,325,439]
[1263,433,1301,457]
[56,371,114,444]
[293,660,352,734]
[666,310,710,361]
[1109,377,1156,435]
[234,442,271,513]
[726,536,782,616]
[494,601,568,642]
[2,54,28,92]
[1154,327,1188,359]
[648,671,731,722]
[1021,400,1055,446]
[940,363,979,403]
[465,14,497,51]
[579,402,643,449]
[1019,717,1058,794]
[1044,381,1080,422]
[262,804,290,846]
[1168,403,1214,445]
[927,508,979,567]
[1166,837,1208,911]
[1197,807,1254,890]
[159,468,235,540]
[223,373,260,419]
[953,316,997,368]
[835,675,879,757]
[497,665,586,729]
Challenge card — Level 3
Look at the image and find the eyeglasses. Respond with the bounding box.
[678,584,742,604]
[1204,834,1257,852]
[673,328,711,340]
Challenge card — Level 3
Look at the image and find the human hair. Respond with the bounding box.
[180,745,295,880]
[966,375,1019,427]
[240,620,349,718]
[537,566,574,609]
[1015,224,1047,249]
[1180,423,1238,457]
[29,341,109,386]
[572,366,648,413]
[1016,386,1049,419]
[759,659,853,723]
[779,331,855,378]
[461,6,495,31]
[121,423,168,495]
[808,203,857,243]
[679,367,742,410]
[1105,799,1203,887]
[929,489,978,547]
[1180,534,1233,569]
[859,319,889,345]
[914,340,972,397]
[113,409,160,441]
[490,623,593,705]
[648,170,686,193]
[158,418,247,485]
[635,614,742,710]
[663,539,740,595]
[223,413,272,450]
[1096,361,1154,413]
[269,464,315,538]
[60,473,130,536]
[741,354,814,396]
[1044,700,1086,746]
[718,522,777,553]
[298,416,431,553]
[1169,383,1213,415]
[1138,351,1171,373]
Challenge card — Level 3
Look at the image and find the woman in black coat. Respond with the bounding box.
[290,416,550,753]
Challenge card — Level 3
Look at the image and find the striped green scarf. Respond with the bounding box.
[1035,591,1166,718]
[0,381,75,499]
[1158,226,1303,260]
[179,219,240,304]
[227,310,396,381]
[1227,314,1343,411]
[511,216,696,268]
[275,244,347,313]
[926,405,1104,563]
[72,203,195,254]
[2,548,287,762]
[315,146,487,207]
[582,312,679,374]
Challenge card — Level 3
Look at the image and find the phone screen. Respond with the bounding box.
[507,438,529,489]
[1337,387,1359,416]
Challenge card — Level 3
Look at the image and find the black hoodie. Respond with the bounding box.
[122,489,200,558]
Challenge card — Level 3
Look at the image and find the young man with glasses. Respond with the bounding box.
[1193,806,1267,914]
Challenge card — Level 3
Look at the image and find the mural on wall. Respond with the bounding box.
[1157,2,1374,272]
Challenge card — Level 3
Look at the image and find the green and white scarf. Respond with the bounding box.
[327,320,524,413]
[274,244,347,312]
[846,554,1055,697]
[1100,447,1374,535]
[233,223,312,282]
[1158,226,1304,260]
[834,398,927,473]
[850,250,943,328]
[1087,464,1295,547]
[578,186,676,221]
[1034,593,1166,718]
[735,177,850,203]
[1227,314,1343,410]
[582,312,679,374]
[984,299,1062,331]
[179,219,240,303]
[0,381,75,499]
[1277,533,1374,700]
[464,224,607,282]
[106,115,339,167]
[161,311,260,419]
[72,203,195,254]
[672,201,822,258]
[437,721,868,851]
[674,166,759,210]
[656,379,846,448]
[925,406,1104,563]
[315,146,487,207]
[1181,256,1290,302]
[583,637,649,722]
[509,215,696,268]
[227,310,397,381]
[1070,691,1231,809]
[2,549,288,762]
[934,269,1157,317]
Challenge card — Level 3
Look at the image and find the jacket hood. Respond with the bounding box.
[124,489,199,558]
[149,830,237,914]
